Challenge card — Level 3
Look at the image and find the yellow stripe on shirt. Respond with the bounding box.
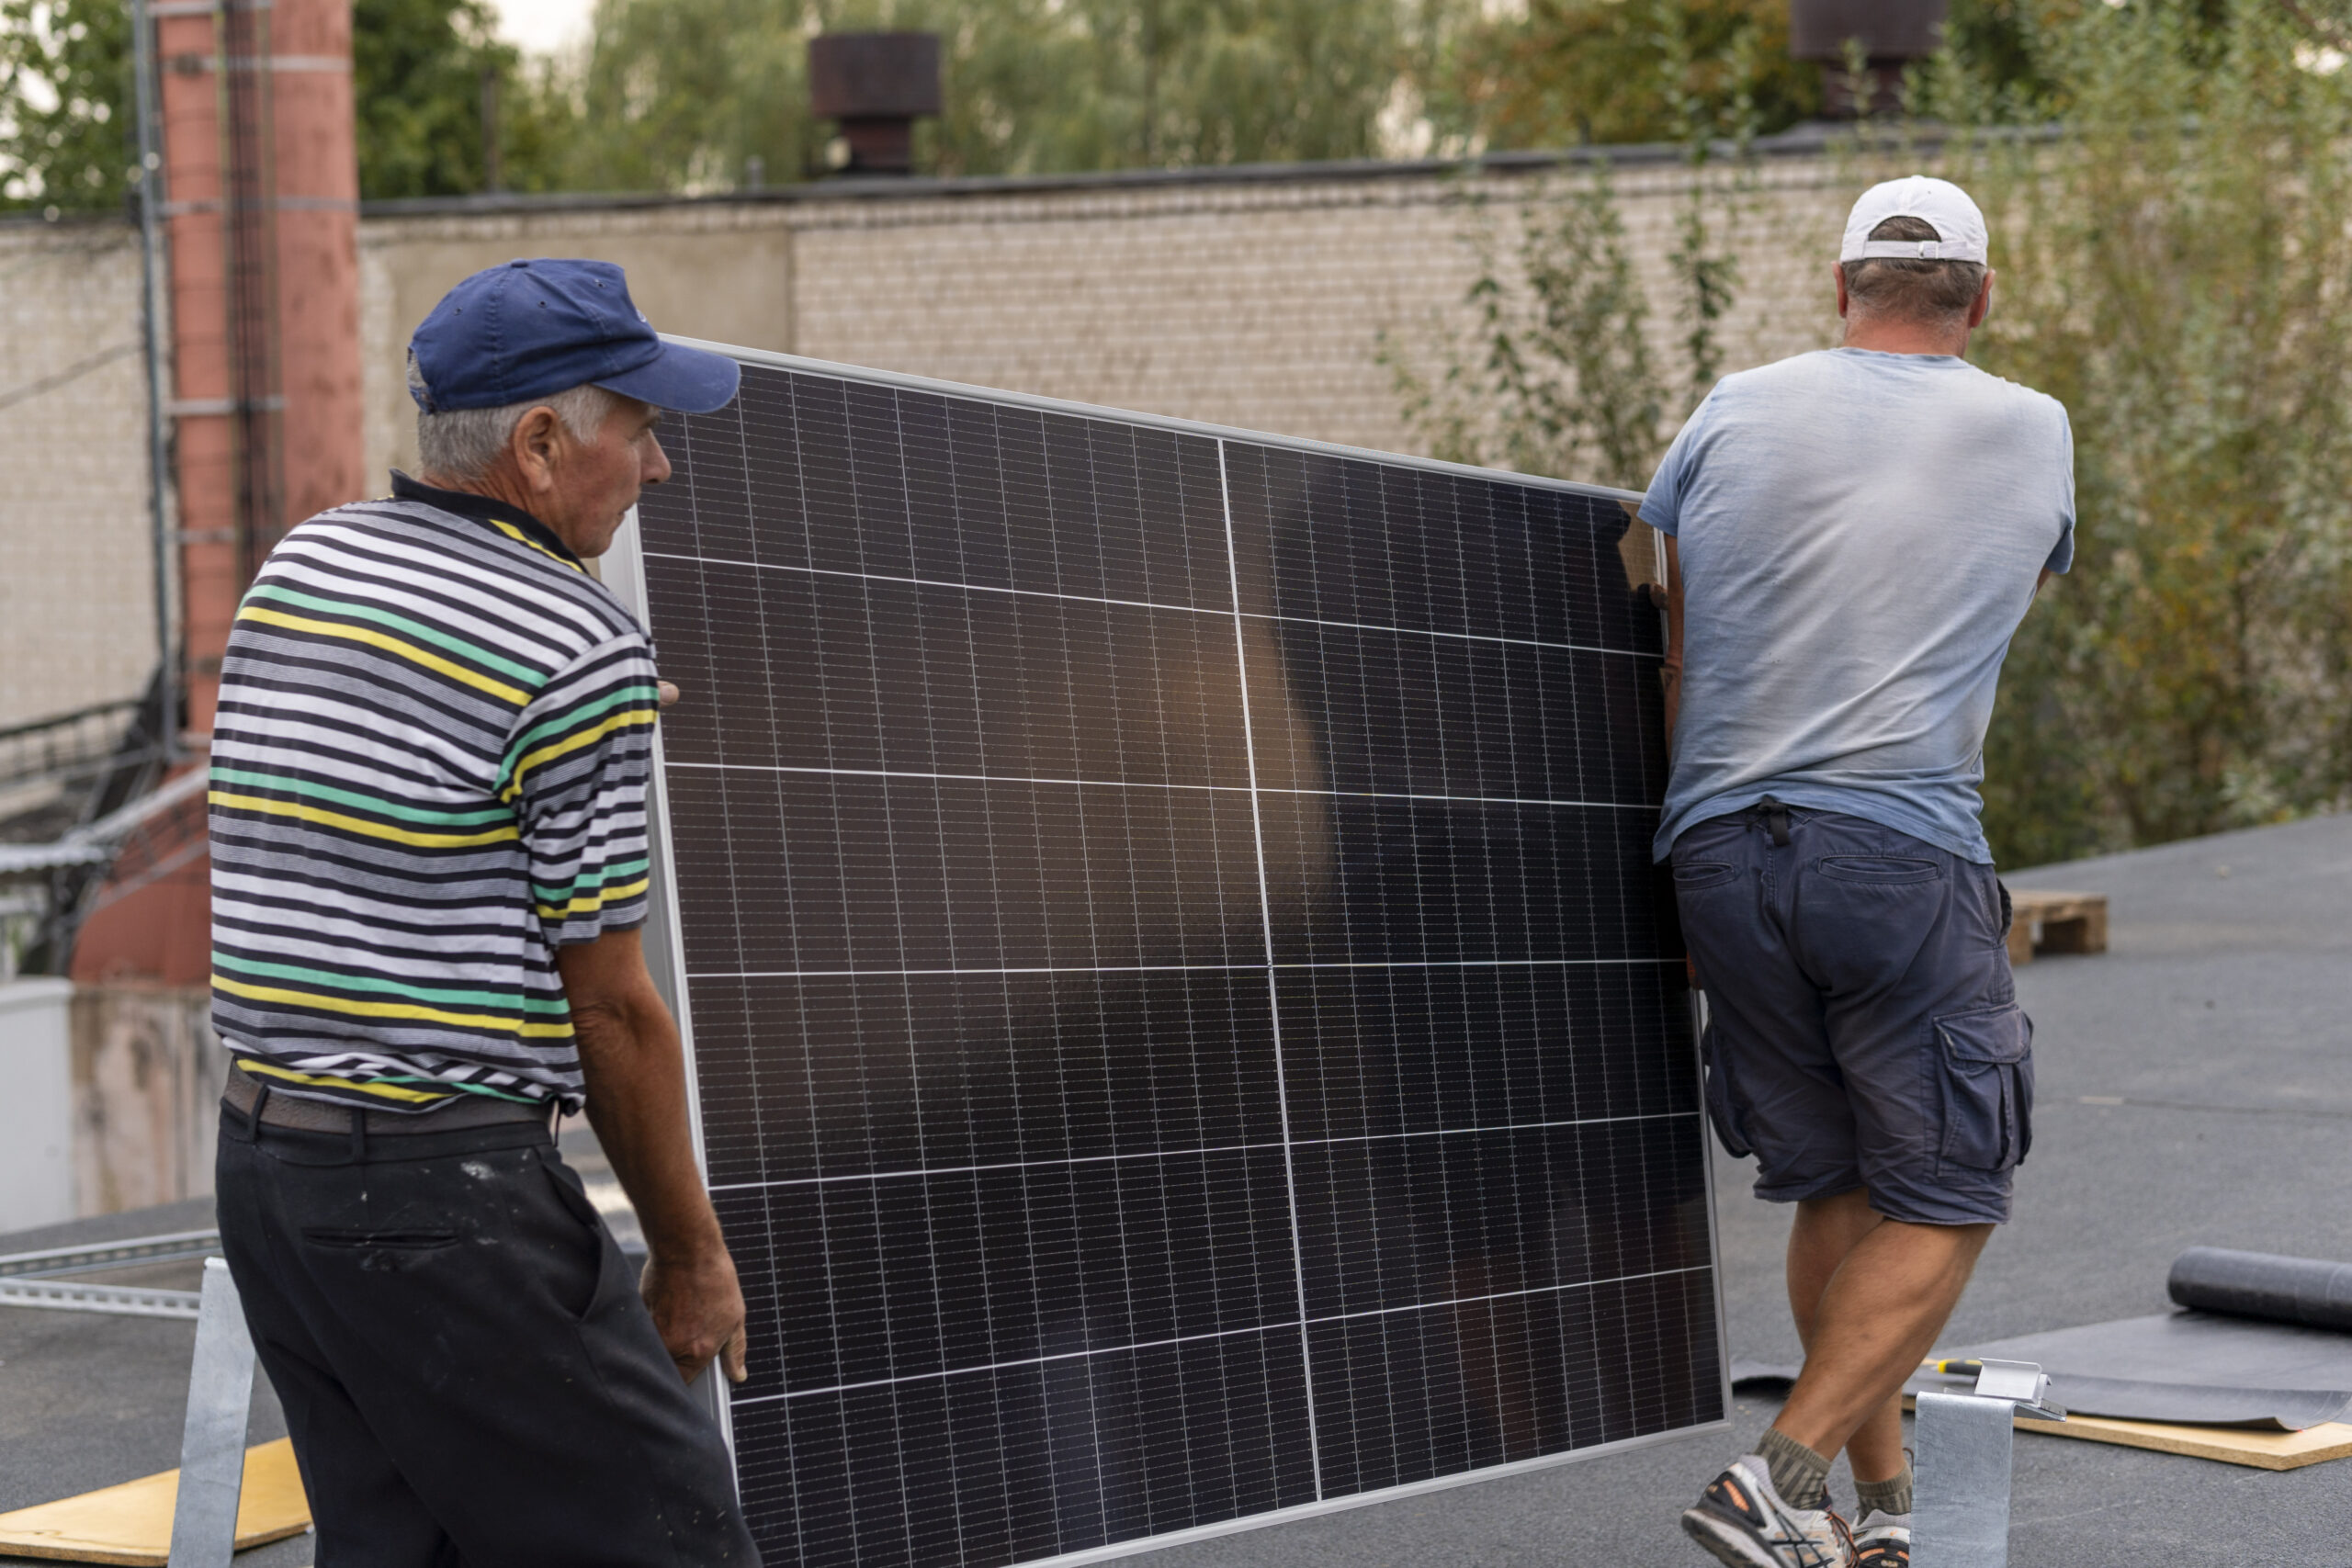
[209,790,521,849]
[235,1059,455,1104]
[537,877,650,921]
[236,604,531,706]
[213,973,577,1038]
[502,708,657,801]
[490,518,583,572]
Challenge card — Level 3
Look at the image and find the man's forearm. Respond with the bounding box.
[572,991,726,1265]
[559,929,746,1382]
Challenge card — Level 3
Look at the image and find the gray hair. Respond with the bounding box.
[409,351,621,480]
[1840,215,1988,328]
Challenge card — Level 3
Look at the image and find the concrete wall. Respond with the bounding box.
[0,979,75,1231]
[0,981,214,1225]
[70,985,222,1216]
[0,221,159,733]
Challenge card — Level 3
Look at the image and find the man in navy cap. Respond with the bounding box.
[209,259,760,1564]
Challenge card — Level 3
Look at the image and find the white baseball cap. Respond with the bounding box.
[1840,175,1989,265]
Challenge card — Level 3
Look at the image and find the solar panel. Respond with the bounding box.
[603,344,1725,1568]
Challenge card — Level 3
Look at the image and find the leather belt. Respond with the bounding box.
[224,1070,553,1135]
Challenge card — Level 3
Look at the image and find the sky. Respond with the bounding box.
[488,0,595,56]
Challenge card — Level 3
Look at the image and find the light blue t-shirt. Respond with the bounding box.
[1640,348,2075,863]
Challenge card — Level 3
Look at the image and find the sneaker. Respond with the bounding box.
[1850,1509,1909,1567]
[1680,1457,1854,1567]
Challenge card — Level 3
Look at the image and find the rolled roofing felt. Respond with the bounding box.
[2169,1247,2352,1333]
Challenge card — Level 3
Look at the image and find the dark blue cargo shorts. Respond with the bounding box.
[1669,802,2031,1226]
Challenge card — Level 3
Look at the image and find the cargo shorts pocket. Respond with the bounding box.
[1933,1004,2034,1172]
[1700,1021,1754,1159]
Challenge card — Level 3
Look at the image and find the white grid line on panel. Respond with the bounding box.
[639,548,1661,661]
[689,959,1684,981]
[1216,436,1325,1502]
[706,1111,1701,1194]
[778,383,866,1533]
[1310,1265,1713,1327]
[1066,417,1125,1542]
[965,400,1029,1539]
[733,1264,1710,1408]
[665,760,1656,814]
[738,1319,1295,1407]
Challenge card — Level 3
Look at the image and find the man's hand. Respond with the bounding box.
[640,1245,749,1384]
[557,929,748,1385]
[658,679,681,707]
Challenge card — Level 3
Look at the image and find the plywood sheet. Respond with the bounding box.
[0,1437,310,1565]
[2013,1414,2352,1471]
[1896,1394,2352,1471]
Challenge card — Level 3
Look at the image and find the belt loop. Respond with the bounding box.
[349,1105,368,1164]
[246,1080,271,1139]
[1759,795,1792,849]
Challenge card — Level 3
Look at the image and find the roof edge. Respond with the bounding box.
[360,122,1893,221]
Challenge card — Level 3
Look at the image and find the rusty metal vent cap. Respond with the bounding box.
[808,32,944,120]
[1789,0,1948,62]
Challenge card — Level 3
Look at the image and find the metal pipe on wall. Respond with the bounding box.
[130,0,176,772]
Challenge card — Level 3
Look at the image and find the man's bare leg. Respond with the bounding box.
[1773,1188,1991,1474]
[1783,1190,1901,1481]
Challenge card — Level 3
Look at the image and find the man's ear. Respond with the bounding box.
[1832,260,1852,320]
[1968,268,1996,331]
[508,405,567,496]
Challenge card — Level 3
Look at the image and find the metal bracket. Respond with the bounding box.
[166,1258,256,1568]
[1913,1359,2067,1568]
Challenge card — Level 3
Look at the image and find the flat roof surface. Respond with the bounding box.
[5,814,2349,1565]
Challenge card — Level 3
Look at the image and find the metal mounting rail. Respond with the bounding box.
[0,1228,222,1278]
[0,1276,204,1319]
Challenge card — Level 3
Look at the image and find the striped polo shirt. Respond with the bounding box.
[209,472,661,1113]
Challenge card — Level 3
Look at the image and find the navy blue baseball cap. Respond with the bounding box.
[407,258,741,415]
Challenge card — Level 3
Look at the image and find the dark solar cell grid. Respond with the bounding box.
[628,359,1719,1568]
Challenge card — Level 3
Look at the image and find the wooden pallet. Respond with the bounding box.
[2006,889,2107,966]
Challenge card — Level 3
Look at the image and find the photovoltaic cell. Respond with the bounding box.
[614,348,1723,1568]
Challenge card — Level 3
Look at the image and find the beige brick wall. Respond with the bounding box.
[0,222,159,731]
[0,151,1871,730]
[356,154,1859,486]
[782,158,1849,459]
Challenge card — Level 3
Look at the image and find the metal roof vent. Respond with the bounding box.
[808,32,943,176]
[1790,0,1949,118]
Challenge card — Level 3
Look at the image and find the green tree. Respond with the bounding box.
[0,0,134,211]
[0,0,563,209]
[355,0,569,198]
[561,0,1475,191]
[1426,0,1819,150]
[560,0,813,192]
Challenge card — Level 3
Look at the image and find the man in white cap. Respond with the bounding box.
[1645,177,2075,1567]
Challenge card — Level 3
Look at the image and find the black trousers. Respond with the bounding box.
[216,1107,759,1567]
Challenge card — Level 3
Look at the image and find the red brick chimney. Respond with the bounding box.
[74,0,363,986]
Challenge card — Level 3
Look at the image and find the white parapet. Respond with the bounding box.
[0,978,76,1231]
